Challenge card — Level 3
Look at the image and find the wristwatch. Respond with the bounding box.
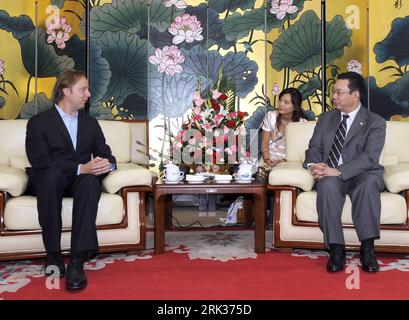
[337,169,342,179]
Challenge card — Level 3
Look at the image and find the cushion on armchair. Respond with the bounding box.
[0,165,28,196]
[102,163,152,193]
[8,155,31,170]
[383,164,409,193]
[268,161,314,191]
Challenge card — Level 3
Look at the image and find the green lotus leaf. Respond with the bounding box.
[223,9,277,42]
[51,0,65,8]
[89,0,147,38]
[182,45,258,98]
[19,29,74,78]
[148,71,197,119]
[183,4,234,50]
[270,11,352,72]
[89,41,112,105]
[96,31,147,105]
[0,96,5,109]
[391,72,409,108]
[56,35,86,72]
[222,0,305,41]
[298,76,321,99]
[368,76,405,119]
[149,0,185,32]
[80,12,86,36]
[89,102,114,120]
[374,16,409,66]
[0,10,34,40]
[208,0,256,13]
[19,93,53,119]
[51,0,65,9]
[118,94,148,120]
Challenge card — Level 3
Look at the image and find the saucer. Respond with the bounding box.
[186,174,206,183]
[234,177,254,183]
[214,180,231,183]
[163,178,183,184]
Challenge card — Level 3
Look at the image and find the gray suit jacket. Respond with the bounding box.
[303,107,386,181]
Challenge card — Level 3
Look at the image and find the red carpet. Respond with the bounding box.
[2,231,409,300]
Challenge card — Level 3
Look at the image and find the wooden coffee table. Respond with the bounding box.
[153,179,266,254]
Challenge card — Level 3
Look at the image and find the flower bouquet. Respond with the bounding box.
[172,72,248,174]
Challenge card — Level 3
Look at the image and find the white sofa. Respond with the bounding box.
[268,120,409,253]
[0,119,153,261]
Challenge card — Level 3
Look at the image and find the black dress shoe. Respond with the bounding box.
[66,259,87,290]
[360,247,379,273]
[327,244,346,272]
[44,253,66,278]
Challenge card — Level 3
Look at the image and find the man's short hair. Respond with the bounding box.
[52,69,86,104]
[337,72,365,99]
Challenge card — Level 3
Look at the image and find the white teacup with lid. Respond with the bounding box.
[238,163,252,181]
[164,163,184,182]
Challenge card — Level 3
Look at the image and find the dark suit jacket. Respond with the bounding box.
[303,106,386,181]
[25,107,116,178]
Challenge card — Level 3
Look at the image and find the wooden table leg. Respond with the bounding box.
[165,195,173,229]
[154,194,165,254]
[254,192,266,254]
[243,196,254,228]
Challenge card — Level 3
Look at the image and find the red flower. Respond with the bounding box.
[219,93,228,101]
[226,120,236,128]
[211,101,220,111]
[237,111,246,119]
[193,115,201,121]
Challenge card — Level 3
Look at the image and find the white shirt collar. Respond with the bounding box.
[341,104,361,122]
[55,104,78,119]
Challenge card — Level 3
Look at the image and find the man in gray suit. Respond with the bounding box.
[303,72,386,273]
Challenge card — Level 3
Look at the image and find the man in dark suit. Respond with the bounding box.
[25,69,116,290]
[303,72,386,273]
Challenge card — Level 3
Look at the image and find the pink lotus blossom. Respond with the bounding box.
[270,0,298,20]
[164,0,187,8]
[193,91,205,107]
[272,83,280,96]
[46,16,71,49]
[149,45,185,76]
[347,60,362,74]
[0,59,4,76]
[168,13,203,45]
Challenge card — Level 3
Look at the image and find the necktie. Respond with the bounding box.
[327,114,350,168]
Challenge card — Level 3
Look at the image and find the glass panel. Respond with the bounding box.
[89,0,148,120]
[0,1,36,119]
[325,0,368,112]
[368,0,409,120]
[36,1,85,117]
[267,0,322,119]
[148,0,207,169]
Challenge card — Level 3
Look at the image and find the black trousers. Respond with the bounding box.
[26,168,102,256]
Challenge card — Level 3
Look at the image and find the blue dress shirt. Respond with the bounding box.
[55,105,115,175]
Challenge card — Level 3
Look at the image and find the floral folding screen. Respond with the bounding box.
[0,0,408,125]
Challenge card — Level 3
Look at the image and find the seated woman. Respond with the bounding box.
[260,87,307,170]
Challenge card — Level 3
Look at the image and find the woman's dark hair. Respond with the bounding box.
[52,69,86,104]
[276,87,306,129]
